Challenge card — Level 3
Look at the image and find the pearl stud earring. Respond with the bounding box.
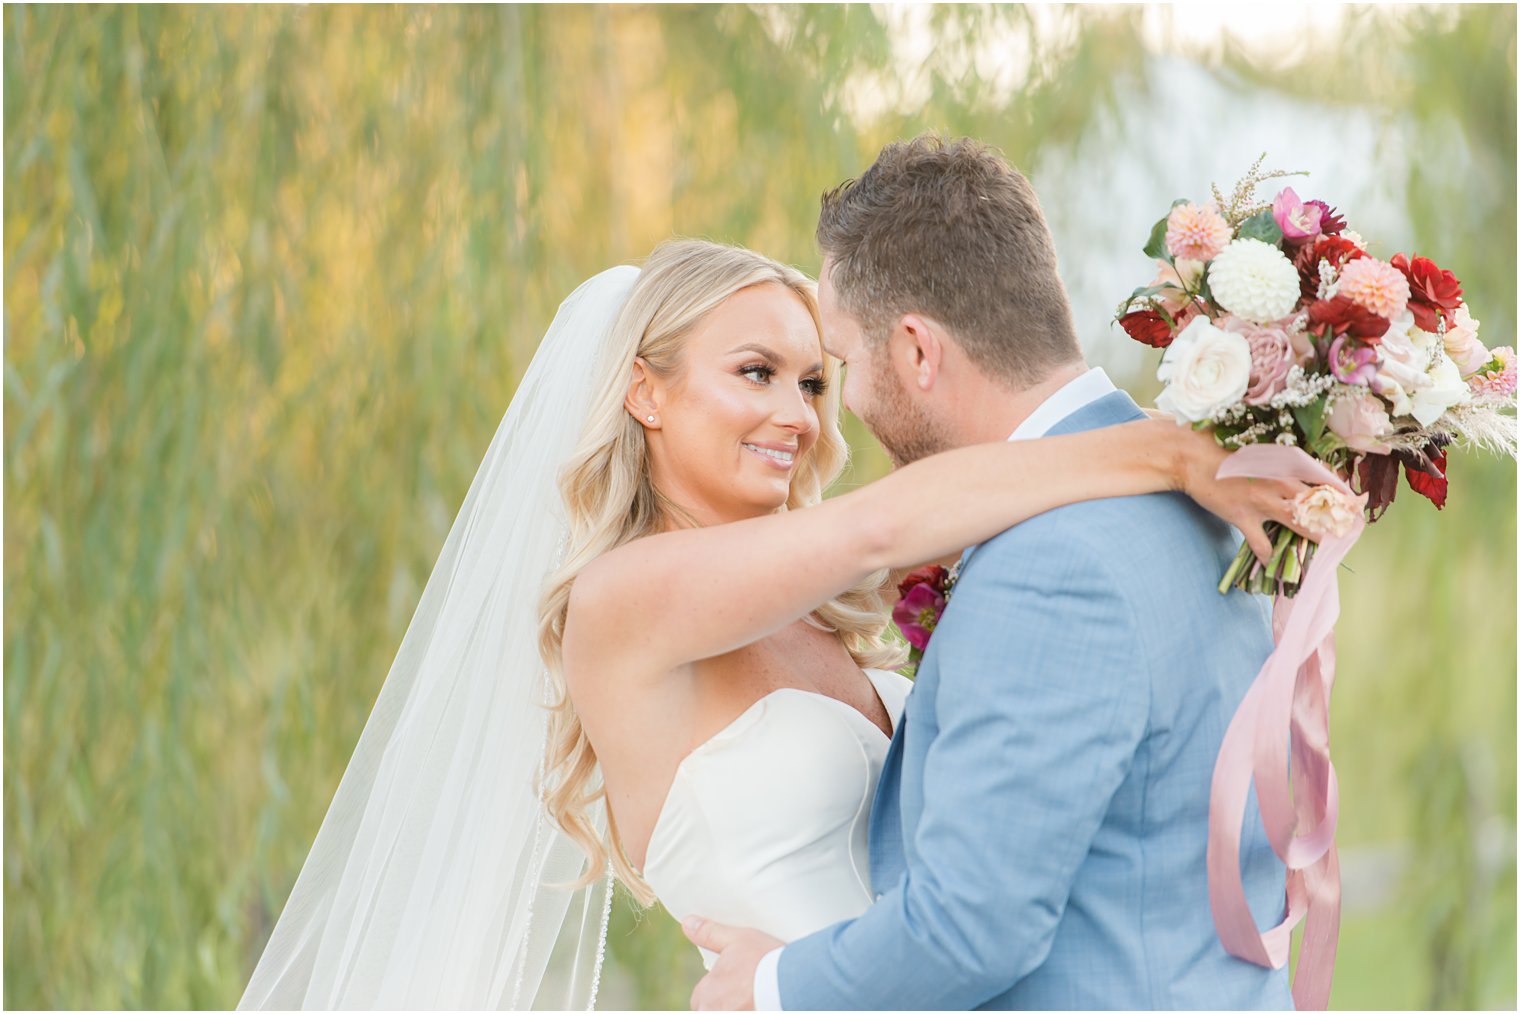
[646,415,655,423]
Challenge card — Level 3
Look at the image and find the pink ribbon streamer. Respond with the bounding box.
[1207,445,1366,1011]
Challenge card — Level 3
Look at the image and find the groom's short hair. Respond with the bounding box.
[816,136,1081,389]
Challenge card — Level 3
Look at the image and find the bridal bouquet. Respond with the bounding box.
[1116,158,1516,596]
[1116,161,1514,1008]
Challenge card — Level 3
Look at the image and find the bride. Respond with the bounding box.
[239,239,1304,1010]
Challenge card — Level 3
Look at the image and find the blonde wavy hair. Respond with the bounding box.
[536,239,907,904]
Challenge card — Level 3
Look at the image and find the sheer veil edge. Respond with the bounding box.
[238,266,640,1010]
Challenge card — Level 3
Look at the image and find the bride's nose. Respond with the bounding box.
[769,383,816,434]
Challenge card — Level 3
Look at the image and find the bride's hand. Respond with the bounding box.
[1165,419,1316,564]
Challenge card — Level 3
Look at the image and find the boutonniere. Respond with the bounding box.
[892,561,960,674]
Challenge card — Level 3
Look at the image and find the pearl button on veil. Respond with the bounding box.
[239,267,640,1010]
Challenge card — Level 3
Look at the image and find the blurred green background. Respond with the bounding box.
[4,4,1514,1010]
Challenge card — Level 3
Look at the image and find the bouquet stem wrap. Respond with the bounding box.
[1207,445,1367,1011]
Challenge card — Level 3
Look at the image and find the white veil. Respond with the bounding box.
[239,266,641,1010]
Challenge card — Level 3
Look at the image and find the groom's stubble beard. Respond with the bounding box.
[860,343,953,468]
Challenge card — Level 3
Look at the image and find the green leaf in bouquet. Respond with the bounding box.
[1210,420,1252,450]
[1141,199,1194,271]
[1197,418,1232,446]
[1142,215,1172,262]
[1237,209,1284,247]
[1114,283,1172,321]
[1197,264,1214,304]
[1477,350,1508,375]
[1121,282,1169,309]
[1293,397,1328,448]
[1310,423,1346,460]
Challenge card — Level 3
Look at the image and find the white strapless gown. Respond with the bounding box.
[641,668,913,968]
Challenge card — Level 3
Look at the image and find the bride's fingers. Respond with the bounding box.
[1220,484,1286,562]
[1241,520,1275,565]
[1270,504,1316,543]
[682,915,734,952]
[1258,479,1320,542]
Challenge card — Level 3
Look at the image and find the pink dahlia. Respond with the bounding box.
[1165,203,1232,262]
[1469,347,1517,398]
[1336,257,1411,320]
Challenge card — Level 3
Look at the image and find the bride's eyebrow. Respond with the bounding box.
[726,342,824,373]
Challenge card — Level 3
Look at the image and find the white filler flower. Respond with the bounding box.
[1157,316,1253,423]
[1207,237,1301,324]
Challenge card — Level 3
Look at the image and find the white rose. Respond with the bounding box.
[1156,316,1252,423]
[1409,350,1470,425]
[1373,311,1430,418]
[1373,309,1471,424]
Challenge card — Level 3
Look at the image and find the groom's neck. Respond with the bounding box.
[943,359,1089,448]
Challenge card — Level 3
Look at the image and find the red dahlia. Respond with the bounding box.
[1295,235,1366,302]
[1391,253,1463,332]
[1308,295,1389,341]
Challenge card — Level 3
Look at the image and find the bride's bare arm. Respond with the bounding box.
[566,418,1308,677]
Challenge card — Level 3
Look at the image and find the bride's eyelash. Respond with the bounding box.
[740,364,828,397]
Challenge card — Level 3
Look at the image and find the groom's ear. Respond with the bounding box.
[625,357,662,429]
[894,313,944,393]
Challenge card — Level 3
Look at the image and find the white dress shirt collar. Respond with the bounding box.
[1007,366,1116,442]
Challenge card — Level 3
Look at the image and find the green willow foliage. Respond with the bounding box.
[4,6,1513,1009]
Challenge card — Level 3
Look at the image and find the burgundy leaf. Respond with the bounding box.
[1356,454,1401,521]
[1405,447,1449,510]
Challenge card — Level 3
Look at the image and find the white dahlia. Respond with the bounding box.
[1207,238,1301,324]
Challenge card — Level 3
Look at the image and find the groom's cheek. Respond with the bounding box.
[837,366,862,419]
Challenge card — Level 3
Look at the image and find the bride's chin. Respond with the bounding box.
[737,487,791,517]
[724,467,795,515]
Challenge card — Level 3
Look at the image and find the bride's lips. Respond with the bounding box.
[741,441,797,470]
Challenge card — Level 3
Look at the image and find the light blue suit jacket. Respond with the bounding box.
[778,392,1293,1010]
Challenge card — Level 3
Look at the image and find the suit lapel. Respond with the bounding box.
[868,708,907,890]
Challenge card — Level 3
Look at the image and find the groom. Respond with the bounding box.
[683,137,1293,1010]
